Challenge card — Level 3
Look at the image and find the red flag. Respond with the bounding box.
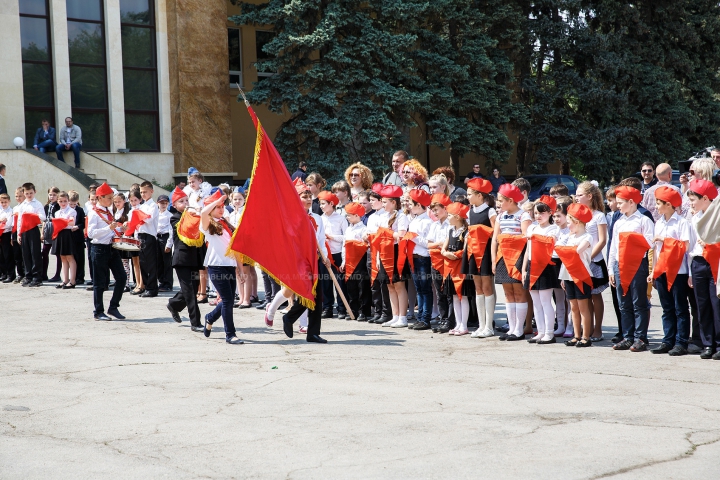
[51,218,71,239]
[467,224,493,269]
[124,209,150,237]
[19,213,41,234]
[176,210,204,247]
[529,234,556,289]
[618,232,651,296]
[227,105,319,309]
[555,246,593,289]
[653,238,687,290]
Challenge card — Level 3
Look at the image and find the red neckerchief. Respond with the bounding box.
[93,206,113,224]
[217,217,234,237]
[308,212,318,231]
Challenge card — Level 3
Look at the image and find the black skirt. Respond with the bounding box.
[523,260,560,290]
[591,258,609,288]
[461,241,493,276]
[442,275,474,297]
[51,229,74,256]
[376,243,411,284]
[494,246,525,285]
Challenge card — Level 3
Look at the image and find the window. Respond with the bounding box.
[561,176,578,195]
[67,0,109,151]
[19,0,55,147]
[255,30,275,78]
[228,27,242,87]
[121,0,159,151]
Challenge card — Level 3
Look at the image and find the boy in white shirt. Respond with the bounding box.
[0,193,14,282]
[137,181,160,297]
[341,202,370,320]
[11,187,25,283]
[18,182,46,287]
[156,195,174,292]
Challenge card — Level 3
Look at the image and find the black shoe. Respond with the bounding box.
[413,322,431,331]
[226,336,244,345]
[668,345,688,356]
[48,276,61,283]
[630,340,647,352]
[62,283,75,289]
[499,333,509,341]
[158,287,171,293]
[204,314,212,338]
[576,338,592,348]
[130,288,145,295]
[55,283,65,289]
[611,332,624,344]
[0,275,5,282]
[21,278,31,287]
[139,291,158,298]
[437,321,450,334]
[282,314,293,338]
[107,308,125,320]
[497,323,510,333]
[85,280,93,286]
[13,276,23,284]
[167,304,181,323]
[307,334,327,343]
[357,314,367,322]
[2,276,15,283]
[191,325,204,332]
[537,337,557,345]
[255,301,268,310]
[29,280,42,287]
[651,343,673,354]
[109,281,115,288]
[506,334,525,341]
[321,309,334,319]
[687,344,703,355]
[369,314,381,323]
[700,347,714,359]
[337,313,346,320]
[613,339,633,350]
[86,285,94,291]
[712,351,720,360]
[94,313,112,321]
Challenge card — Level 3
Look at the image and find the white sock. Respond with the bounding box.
[460,297,469,331]
[506,303,517,334]
[485,294,496,331]
[475,294,486,331]
[267,292,287,321]
[514,303,528,337]
[553,288,566,335]
[539,289,555,340]
[529,290,544,339]
[399,315,407,324]
[299,310,308,328]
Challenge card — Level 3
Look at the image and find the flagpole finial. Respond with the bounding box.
[236,85,250,107]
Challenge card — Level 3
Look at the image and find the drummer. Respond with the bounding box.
[87,182,127,321]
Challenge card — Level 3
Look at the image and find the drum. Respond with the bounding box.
[112,236,141,251]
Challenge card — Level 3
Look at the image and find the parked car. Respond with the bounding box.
[524,174,580,200]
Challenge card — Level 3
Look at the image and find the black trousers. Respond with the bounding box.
[73,240,86,283]
[261,270,280,302]
[90,243,126,315]
[156,233,173,288]
[169,266,201,327]
[346,258,372,316]
[0,231,13,277]
[611,285,622,334]
[689,286,702,347]
[11,232,24,278]
[138,233,158,293]
[431,267,451,320]
[284,264,323,339]
[21,228,43,282]
[692,258,720,351]
[86,238,93,281]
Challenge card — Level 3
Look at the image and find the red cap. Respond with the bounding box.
[655,186,682,207]
[498,184,524,203]
[171,186,187,204]
[689,179,718,200]
[537,195,557,213]
[96,182,113,197]
[567,203,592,224]
[317,190,339,206]
[615,186,642,204]
[430,193,451,207]
[446,202,470,218]
[294,177,310,195]
[371,183,384,194]
[345,202,364,216]
[380,185,403,198]
[467,178,492,194]
[409,189,432,207]
[203,189,224,206]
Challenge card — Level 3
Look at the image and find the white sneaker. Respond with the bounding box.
[382,318,397,327]
[480,328,494,337]
[392,318,408,328]
[471,328,483,338]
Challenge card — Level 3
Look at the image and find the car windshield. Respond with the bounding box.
[526,176,547,190]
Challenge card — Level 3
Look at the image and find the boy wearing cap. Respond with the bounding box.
[648,186,692,356]
[341,202,371,320]
[137,181,160,297]
[608,186,655,352]
[686,179,720,359]
[156,194,174,292]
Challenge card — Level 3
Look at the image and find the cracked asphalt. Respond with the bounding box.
[2,270,720,479]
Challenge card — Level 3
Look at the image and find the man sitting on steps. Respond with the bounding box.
[55,117,82,169]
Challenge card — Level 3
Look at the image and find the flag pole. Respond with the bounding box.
[315,238,355,320]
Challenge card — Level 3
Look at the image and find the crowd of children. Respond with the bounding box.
[0,160,718,357]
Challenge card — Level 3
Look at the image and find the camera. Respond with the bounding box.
[678,146,720,186]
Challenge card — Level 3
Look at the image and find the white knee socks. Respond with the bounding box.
[452,296,469,332]
[538,289,556,340]
[506,303,517,335]
[514,303,528,337]
[529,290,544,340]
[475,294,486,331]
[267,292,287,321]
[484,294,496,334]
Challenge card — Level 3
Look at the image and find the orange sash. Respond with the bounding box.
[125,209,150,237]
[376,227,396,283]
[325,241,337,268]
[652,238,687,290]
[429,248,444,276]
[51,218,71,239]
[398,232,417,273]
[368,233,379,283]
[497,233,527,281]
[344,240,368,279]
[12,213,18,234]
[444,250,465,297]
[177,210,204,247]
[19,212,41,235]
[703,242,720,284]
[467,224,493,269]
[618,232,651,296]
[555,246,593,289]
[529,234,556,289]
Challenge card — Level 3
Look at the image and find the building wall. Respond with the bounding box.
[0,0,26,149]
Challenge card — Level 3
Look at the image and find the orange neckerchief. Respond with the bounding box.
[429,248,444,276]
[555,246,593,289]
[652,238,687,290]
[467,224,493,270]
[19,212,41,235]
[325,241,336,268]
[376,227,396,283]
[444,249,465,298]
[497,233,527,281]
[177,210,204,247]
[124,209,150,237]
[703,242,720,284]
[51,218,71,239]
[529,234,556,289]
[398,232,418,273]
[618,232,651,296]
[344,240,368,279]
[368,233,379,284]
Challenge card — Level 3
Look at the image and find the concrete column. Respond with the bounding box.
[49,0,72,132]
[155,0,172,154]
[0,0,26,148]
[105,0,126,151]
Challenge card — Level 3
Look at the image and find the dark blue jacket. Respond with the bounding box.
[33,127,56,147]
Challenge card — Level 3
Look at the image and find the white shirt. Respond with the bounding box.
[0,206,13,233]
[54,205,77,229]
[199,220,236,267]
[342,221,367,262]
[183,183,212,210]
[17,198,46,233]
[653,212,691,275]
[427,218,451,247]
[381,211,409,244]
[87,206,116,244]
[608,210,654,272]
[554,226,571,258]
[309,210,328,258]
[467,203,497,220]
[137,198,159,236]
[321,211,348,254]
[225,207,244,228]
[365,210,388,235]
[526,223,560,260]
[157,209,172,235]
[689,210,706,258]
[559,233,593,282]
[585,209,608,262]
[407,212,433,257]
